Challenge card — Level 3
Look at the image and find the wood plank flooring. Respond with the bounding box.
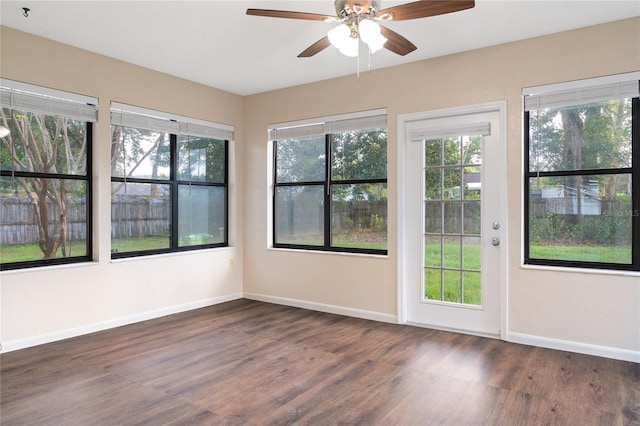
[1,299,638,425]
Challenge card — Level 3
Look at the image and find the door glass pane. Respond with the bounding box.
[463,166,481,199]
[424,202,441,233]
[462,136,482,166]
[425,139,442,167]
[463,236,481,270]
[443,270,461,303]
[463,201,481,235]
[443,168,461,199]
[443,236,461,269]
[443,202,461,234]
[444,137,461,165]
[424,235,441,267]
[463,271,481,305]
[425,168,441,200]
[424,268,441,300]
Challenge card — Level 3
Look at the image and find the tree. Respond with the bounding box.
[1,107,87,259]
[331,129,387,201]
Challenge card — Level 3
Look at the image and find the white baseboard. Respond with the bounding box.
[0,293,243,353]
[507,332,640,363]
[243,292,397,324]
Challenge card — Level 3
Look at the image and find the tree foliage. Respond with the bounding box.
[1,107,87,258]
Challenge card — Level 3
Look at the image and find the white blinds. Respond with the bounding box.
[0,79,98,122]
[268,108,387,140]
[410,122,491,142]
[111,102,234,141]
[523,72,640,111]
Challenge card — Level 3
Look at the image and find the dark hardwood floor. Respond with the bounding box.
[1,299,638,425]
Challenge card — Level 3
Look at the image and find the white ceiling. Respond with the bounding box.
[1,1,638,96]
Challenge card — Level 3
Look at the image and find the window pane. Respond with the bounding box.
[177,136,225,183]
[178,185,225,247]
[111,126,170,180]
[0,177,88,263]
[1,109,88,175]
[528,175,633,264]
[331,183,387,250]
[331,128,387,180]
[275,136,325,183]
[528,99,632,172]
[275,185,324,246]
[111,182,171,253]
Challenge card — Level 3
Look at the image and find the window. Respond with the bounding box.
[110,103,232,258]
[271,110,387,255]
[523,73,639,271]
[0,80,96,270]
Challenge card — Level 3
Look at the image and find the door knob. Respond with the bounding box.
[491,237,500,246]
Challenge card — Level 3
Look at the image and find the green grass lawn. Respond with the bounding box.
[0,240,88,263]
[529,244,631,264]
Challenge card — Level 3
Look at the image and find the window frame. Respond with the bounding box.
[523,76,639,272]
[110,105,230,259]
[0,81,96,271]
[272,128,388,256]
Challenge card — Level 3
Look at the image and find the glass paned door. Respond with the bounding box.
[424,135,482,306]
[401,105,505,336]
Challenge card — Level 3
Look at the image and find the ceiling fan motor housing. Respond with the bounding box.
[335,0,381,19]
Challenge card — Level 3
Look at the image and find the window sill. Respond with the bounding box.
[520,263,640,278]
[268,246,388,259]
[110,246,235,264]
[1,260,99,275]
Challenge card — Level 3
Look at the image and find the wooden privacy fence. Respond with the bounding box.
[1,197,170,245]
[275,198,387,235]
[0,197,87,245]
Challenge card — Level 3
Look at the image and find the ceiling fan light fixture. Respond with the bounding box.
[358,18,387,53]
[339,36,359,57]
[328,23,359,56]
[328,23,351,48]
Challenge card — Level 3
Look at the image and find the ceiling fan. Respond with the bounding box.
[246,0,475,58]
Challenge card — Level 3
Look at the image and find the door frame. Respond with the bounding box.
[397,101,509,339]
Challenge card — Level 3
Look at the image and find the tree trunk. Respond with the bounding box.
[560,109,584,224]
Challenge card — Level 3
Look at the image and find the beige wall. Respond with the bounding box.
[1,18,639,359]
[0,27,245,348]
[243,18,640,357]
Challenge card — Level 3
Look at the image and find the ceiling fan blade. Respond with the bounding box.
[379,26,417,56]
[298,36,332,58]
[376,0,474,21]
[246,9,337,21]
